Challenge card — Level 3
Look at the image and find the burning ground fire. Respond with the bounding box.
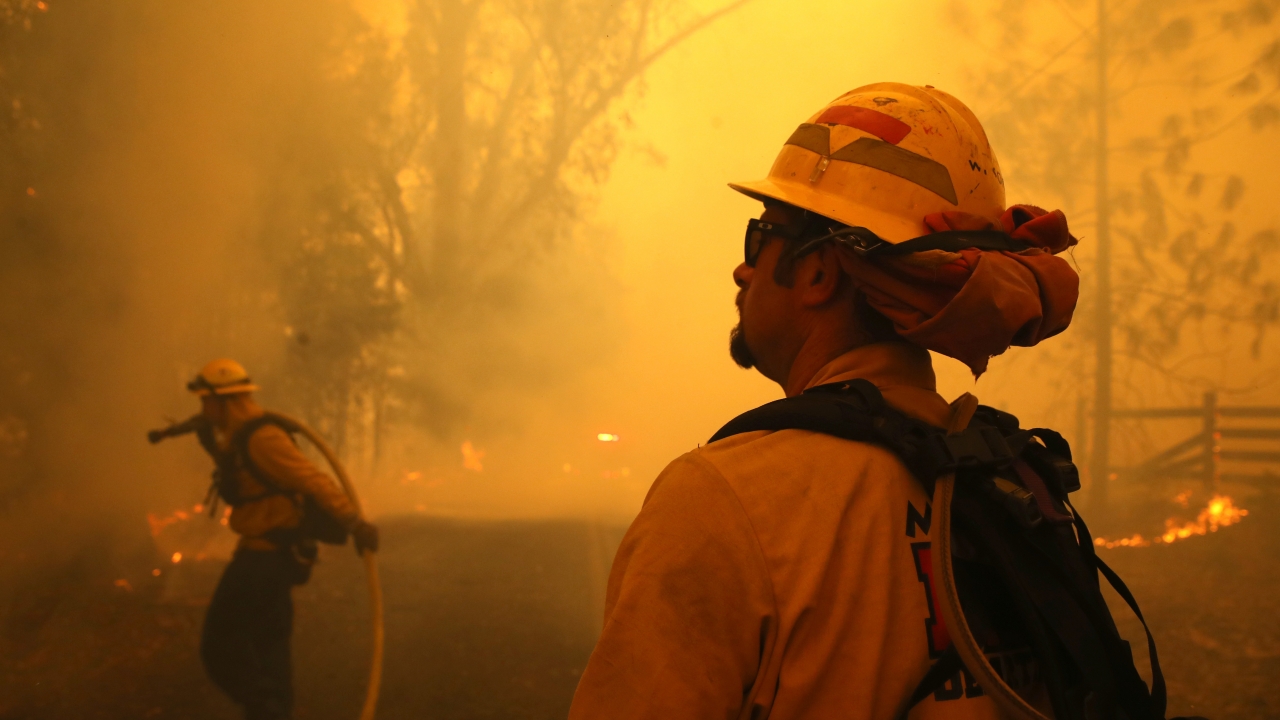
[1094,494,1249,549]
[139,502,236,578]
[147,503,230,538]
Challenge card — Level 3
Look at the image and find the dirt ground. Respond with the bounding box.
[1094,491,1280,720]
[1,502,1276,720]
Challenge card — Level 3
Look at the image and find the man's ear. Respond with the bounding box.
[798,246,844,307]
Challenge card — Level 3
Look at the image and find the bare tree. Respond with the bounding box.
[263,0,751,463]
[948,0,1280,499]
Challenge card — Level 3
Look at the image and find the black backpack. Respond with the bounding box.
[709,379,1204,720]
[204,416,350,546]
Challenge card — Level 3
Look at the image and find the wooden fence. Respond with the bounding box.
[1113,392,1280,489]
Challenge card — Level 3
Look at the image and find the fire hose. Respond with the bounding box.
[264,412,384,720]
[149,412,384,720]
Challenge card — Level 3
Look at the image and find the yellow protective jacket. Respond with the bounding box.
[220,409,360,551]
[569,342,1038,720]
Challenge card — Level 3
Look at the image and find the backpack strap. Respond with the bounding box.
[1066,499,1169,720]
[711,380,1169,720]
[713,381,1054,719]
[932,472,1056,720]
[229,414,353,548]
[710,380,1020,492]
[230,415,293,501]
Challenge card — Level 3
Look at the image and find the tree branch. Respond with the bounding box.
[483,0,754,245]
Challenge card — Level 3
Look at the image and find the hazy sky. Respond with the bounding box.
[425,0,1280,520]
[12,0,1276,529]
[403,0,992,519]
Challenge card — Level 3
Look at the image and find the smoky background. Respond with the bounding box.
[0,0,1278,718]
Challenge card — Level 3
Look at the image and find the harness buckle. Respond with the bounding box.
[941,426,1015,470]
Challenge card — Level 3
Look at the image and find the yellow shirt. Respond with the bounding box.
[221,413,359,551]
[569,342,1018,720]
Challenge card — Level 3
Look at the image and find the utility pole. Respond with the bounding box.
[1090,0,1113,509]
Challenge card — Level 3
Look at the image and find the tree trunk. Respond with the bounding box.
[430,0,469,287]
[1090,0,1113,510]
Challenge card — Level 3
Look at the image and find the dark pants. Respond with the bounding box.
[201,549,297,720]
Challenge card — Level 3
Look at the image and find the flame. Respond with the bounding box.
[1095,533,1150,549]
[597,433,620,442]
[147,504,204,537]
[1158,494,1247,543]
[150,504,235,563]
[1095,494,1248,549]
[461,440,484,472]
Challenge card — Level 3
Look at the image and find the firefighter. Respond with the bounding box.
[568,83,1080,719]
[187,359,379,720]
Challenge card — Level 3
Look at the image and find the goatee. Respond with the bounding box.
[728,322,756,369]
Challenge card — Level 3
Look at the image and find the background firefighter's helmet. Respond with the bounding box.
[188,358,260,396]
[730,82,1005,242]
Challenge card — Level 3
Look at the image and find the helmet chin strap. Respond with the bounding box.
[792,224,1034,262]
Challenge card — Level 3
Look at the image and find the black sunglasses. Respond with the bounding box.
[743,217,889,267]
[743,218,804,267]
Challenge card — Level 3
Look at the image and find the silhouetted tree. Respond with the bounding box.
[265,0,750,462]
[949,0,1280,490]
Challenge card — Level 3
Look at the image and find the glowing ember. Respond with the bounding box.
[1095,494,1248,549]
[171,552,183,564]
[113,579,133,591]
[461,440,485,472]
[152,568,162,577]
[597,433,620,442]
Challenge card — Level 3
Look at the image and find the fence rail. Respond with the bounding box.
[1114,392,1280,489]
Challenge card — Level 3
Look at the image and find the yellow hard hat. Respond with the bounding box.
[187,358,259,396]
[730,82,1005,242]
